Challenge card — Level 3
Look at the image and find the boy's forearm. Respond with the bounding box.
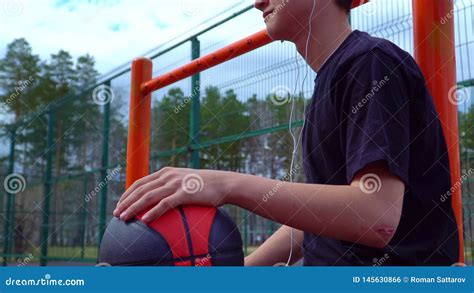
[245,225,303,266]
[227,171,402,248]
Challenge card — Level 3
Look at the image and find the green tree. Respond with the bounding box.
[0,38,41,121]
[151,87,190,168]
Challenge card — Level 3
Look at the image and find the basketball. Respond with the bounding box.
[99,206,244,266]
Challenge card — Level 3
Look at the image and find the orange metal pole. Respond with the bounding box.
[126,58,153,189]
[413,0,464,262]
[142,30,273,95]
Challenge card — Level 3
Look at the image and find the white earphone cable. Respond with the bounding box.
[285,0,317,267]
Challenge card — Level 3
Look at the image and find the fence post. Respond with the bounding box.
[98,81,111,249]
[2,127,16,266]
[81,174,88,259]
[40,107,55,266]
[413,0,464,263]
[190,37,201,169]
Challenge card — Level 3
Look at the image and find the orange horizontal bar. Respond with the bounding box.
[142,0,369,96]
[142,29,272,95]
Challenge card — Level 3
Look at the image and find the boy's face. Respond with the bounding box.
[254,0,320,41]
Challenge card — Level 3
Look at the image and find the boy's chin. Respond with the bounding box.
[266,24,290,42]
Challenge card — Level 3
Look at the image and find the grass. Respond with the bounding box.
[47,246,98,259]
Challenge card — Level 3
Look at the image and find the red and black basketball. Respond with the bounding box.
[99,205,244,266]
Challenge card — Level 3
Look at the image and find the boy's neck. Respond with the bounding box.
[294,19,352,73]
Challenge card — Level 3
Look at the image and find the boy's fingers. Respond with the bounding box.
[119,187,170,221]
[117,169,166,206]
[142,195,181,223]
[114,178,165,216]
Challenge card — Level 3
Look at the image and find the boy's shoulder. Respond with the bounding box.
[335,30,423,80]
[331,30,424,81]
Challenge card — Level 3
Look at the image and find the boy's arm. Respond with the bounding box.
[115,161,403,249]
[227,161,404,248]
[245,226,303,266]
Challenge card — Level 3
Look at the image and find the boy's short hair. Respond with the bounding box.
[335,0,353,13]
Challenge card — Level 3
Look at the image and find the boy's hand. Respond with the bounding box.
[113,167,233,223]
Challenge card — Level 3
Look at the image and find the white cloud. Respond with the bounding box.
[0,0,255,74]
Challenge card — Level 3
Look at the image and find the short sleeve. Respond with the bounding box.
[335,49,411,184]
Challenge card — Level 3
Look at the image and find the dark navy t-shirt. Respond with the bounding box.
[301,30,459,266]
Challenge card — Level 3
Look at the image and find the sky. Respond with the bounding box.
[0,0,255,75]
